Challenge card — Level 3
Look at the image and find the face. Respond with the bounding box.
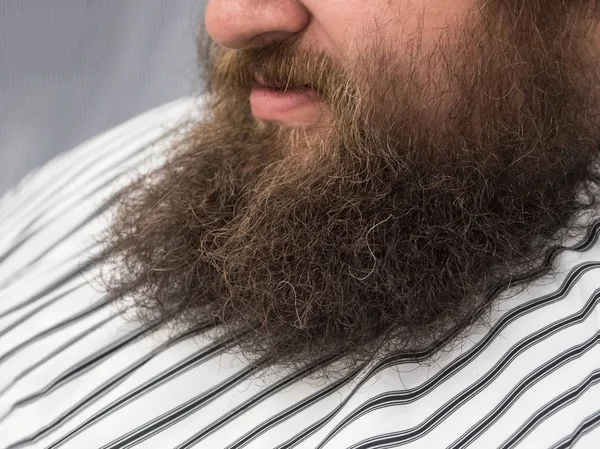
[101,1,600,376]
[204,0,474,128]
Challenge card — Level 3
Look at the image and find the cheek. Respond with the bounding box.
[299,0,411,59]
[344,1,476,58]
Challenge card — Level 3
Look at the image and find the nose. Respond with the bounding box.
[205,0,310,49]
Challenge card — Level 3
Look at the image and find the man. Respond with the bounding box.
[1,0,600,447]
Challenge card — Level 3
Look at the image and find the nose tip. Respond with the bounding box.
[205,0,310,50]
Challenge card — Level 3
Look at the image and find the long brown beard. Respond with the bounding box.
[99,1,600,375]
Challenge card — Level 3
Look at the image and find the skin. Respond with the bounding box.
[205,0,475,127]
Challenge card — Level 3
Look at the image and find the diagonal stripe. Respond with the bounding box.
[0,255,100,320]
[173,355,341,449]
[4,323,214,448]
[319,287,600,449]
[1,320,160,422]
[501,372,600,449]
[0,313,119,425]
[224,361,365,449]
[0,297,110,368]
[549,409,600,449]
[44,332,241,449]
[0,284,83,339]
[448,331,600,449]
[99,365,260,449]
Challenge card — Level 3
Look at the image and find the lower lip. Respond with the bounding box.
[249,87,321,122]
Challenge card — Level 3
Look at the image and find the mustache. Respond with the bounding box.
[207,39,348,100]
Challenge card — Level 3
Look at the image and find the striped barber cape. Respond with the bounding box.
[0,97,600,449]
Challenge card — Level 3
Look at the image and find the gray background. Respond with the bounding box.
[0,0,206,195]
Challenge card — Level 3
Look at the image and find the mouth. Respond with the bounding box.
[250,74,323,126]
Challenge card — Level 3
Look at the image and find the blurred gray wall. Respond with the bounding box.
[0,0,206,195]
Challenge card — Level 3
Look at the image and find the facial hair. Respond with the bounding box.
[99,1,600,375]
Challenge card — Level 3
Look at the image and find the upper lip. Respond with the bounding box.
[253,74,283,89]
[253,74,312,91]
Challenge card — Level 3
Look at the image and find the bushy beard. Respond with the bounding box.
[99,2,600,375]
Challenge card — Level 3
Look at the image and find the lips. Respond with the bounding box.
[249,74,324,125]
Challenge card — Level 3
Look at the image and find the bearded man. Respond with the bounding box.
[1,0,600,447]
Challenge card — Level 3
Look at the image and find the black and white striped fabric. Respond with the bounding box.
[1,97,600,449]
